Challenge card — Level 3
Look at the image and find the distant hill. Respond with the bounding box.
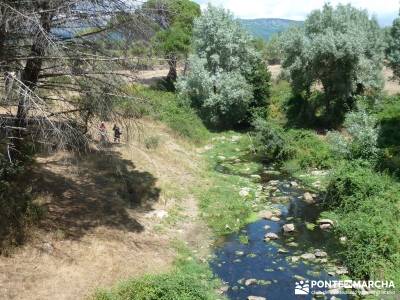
[239,18,303,41]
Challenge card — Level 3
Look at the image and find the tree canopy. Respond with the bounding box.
[281,4,384,125]
[387,16,400,82]
[147,0,201,83]
[177,5,271,128]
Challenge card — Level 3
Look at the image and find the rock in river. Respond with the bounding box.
[270,216,280,222]
[260,210,273,220]
[314,249,327,258]
[301,253,316,261]
[245,278,258,286]
[283,223,295,233]
[318,219,334,230]
[303,192,315,204]
[264,232,279,241]
[248,296,266,300]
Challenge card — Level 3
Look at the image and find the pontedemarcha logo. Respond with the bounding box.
[295,280,310,295]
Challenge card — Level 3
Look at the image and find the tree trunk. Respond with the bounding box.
[15,8,51,129]
[13,6,52,158]
[166,55,177,82]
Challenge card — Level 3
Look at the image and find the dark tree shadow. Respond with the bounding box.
[377,115,400,177]
[30,148,160,240]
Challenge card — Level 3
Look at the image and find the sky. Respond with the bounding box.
[194,0,399,26]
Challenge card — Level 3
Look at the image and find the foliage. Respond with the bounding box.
[177,5,271,128]
[281,4,384,125]
[264,34,284,65]
[93,243,220,300]
[149,0,201,84]
[121,86,209,144]
[194,133,260,235]
[386,17,400,82]
[0,150,35,251]
[327,109,380,161]
[253,118,290,161]
[253,117,334,170]
[322,161,400,282]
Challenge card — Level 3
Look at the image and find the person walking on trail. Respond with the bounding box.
[99,122,107,143]
[113,124,122,143]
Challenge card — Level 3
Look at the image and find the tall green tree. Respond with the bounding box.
[281,4,384,125]
[387,16,400,82]
[147,0,200,83]
[177,5,271,128]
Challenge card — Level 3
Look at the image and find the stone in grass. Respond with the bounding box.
[245,278,258,286]
[247,296,266,300]
[336,266,349,275]
[239,187,251,197]
[320,223,332,230]
[283,223,295,233]
[264,232,279,241]
[317,219,334,226]
[251,174,262,180]
[301,253,316,261]
[218,285,229,294]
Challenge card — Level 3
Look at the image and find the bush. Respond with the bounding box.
[327,109,380,162]
[253,117,291,162]
[121,86,209,144]
[0,153,34,251]
[253,118,334,170]
[322,161,400,282]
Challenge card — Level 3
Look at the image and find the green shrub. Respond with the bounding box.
[327,109,380,162]
[322,161,400,282]
[253,117,291,162]
[121,86,209,144]
[253,117,334,170]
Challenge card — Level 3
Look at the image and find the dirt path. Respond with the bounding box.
[0,120,211,300]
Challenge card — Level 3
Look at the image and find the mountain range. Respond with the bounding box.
[239,18,303,41]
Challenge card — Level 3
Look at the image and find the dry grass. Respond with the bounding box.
[0,119,211,300]
[268,64,400,95]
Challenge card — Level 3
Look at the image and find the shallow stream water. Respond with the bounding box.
[210,172,349,300]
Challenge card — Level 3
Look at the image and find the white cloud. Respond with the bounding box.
[195,0,399,26]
